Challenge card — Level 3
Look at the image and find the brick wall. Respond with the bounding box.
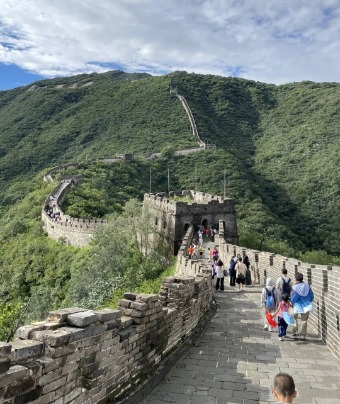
[218,237,340,360]
[0,238,213,403]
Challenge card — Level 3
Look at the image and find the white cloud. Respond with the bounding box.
[0,0,340,83]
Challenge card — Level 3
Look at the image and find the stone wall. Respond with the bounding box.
[145,190,238,253]
[42,178,109,247]
[0,237,213,403]
[218,237,340,361]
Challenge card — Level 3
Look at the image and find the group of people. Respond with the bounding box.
[228,254,251,289]
[210,250,253,292]
[187,242,204,260]
[261,269,314,341]
[198,227,216,242]
[187,228,217,260]
[44,204,62,222]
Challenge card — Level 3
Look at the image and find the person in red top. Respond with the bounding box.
[272,293,292,341]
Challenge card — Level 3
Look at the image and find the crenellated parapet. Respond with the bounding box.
[42,175,109,246]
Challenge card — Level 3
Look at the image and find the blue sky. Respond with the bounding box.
[1,0,340,91]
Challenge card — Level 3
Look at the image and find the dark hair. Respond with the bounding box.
[295,272,303,282]
[238,257,242,262]
[282,268,288,275]
[281,293,290,302]
[273,373,295,397]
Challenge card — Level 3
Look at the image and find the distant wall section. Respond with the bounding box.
[42,177,108,247]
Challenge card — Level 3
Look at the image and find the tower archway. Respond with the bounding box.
[202,218,208,230]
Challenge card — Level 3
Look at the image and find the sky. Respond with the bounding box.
[0,0,340,90]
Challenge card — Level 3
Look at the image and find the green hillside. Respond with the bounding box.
[0,70,339,336]
[0,70,339,253]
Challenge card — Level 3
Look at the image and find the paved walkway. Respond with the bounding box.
[142,284,340,404]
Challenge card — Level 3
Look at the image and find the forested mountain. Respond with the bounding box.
[0,70,339,335]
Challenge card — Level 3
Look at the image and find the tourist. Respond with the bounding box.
[208,247,213,262]
[235,257,246,291]
[272,293,292,341]
[199,244,204,259]
[215,259,224,291]
[187,245,194,259]
[272,373,297,403]
[211,227,215,242]
[193,242,198,260]
[229,256,237,286]
[276,268,292,298]
[212,247,219,260]
[291,272,314,340]
[261,277,279,331]
[205,228,209,238]
[243,254,251,286]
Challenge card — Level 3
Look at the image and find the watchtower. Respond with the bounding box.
[144,190,238,254]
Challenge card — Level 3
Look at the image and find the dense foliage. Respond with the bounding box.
[0,70,339,338]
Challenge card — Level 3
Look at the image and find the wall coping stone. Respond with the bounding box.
[66,311,98,327]
[47,307,88,324]
[10,340,44,363]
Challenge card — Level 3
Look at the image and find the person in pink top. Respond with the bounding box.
[272,293,292,341]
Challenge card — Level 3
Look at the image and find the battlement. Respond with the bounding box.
[145,190,238,254]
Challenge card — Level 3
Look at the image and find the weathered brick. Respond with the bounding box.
[41,376,67,395]
[38,368,62,386]
[10,340,43,363]
[44,343,76,359]
[0,365,31,388]
[47,308,87,324]
[66,311,97,327]
[136,294,159,303]
[32,330,72,347]
[37,357,64,374]
[93,308,121,322]
[120,316,133,329]
[130,302,149,311]
[15,323,46,340]
[0,343,12,359]
[118,299,132,308]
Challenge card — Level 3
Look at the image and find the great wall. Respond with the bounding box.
[41,87,214,247]
[0,85,339,403]
[1,214,339,403]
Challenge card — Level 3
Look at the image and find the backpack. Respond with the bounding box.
[281,277,291,295]
[265,287,276,308]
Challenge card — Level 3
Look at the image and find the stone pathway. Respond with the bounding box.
[141,286,340,404]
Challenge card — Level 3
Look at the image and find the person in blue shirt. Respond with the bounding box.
[291,272,314,340]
